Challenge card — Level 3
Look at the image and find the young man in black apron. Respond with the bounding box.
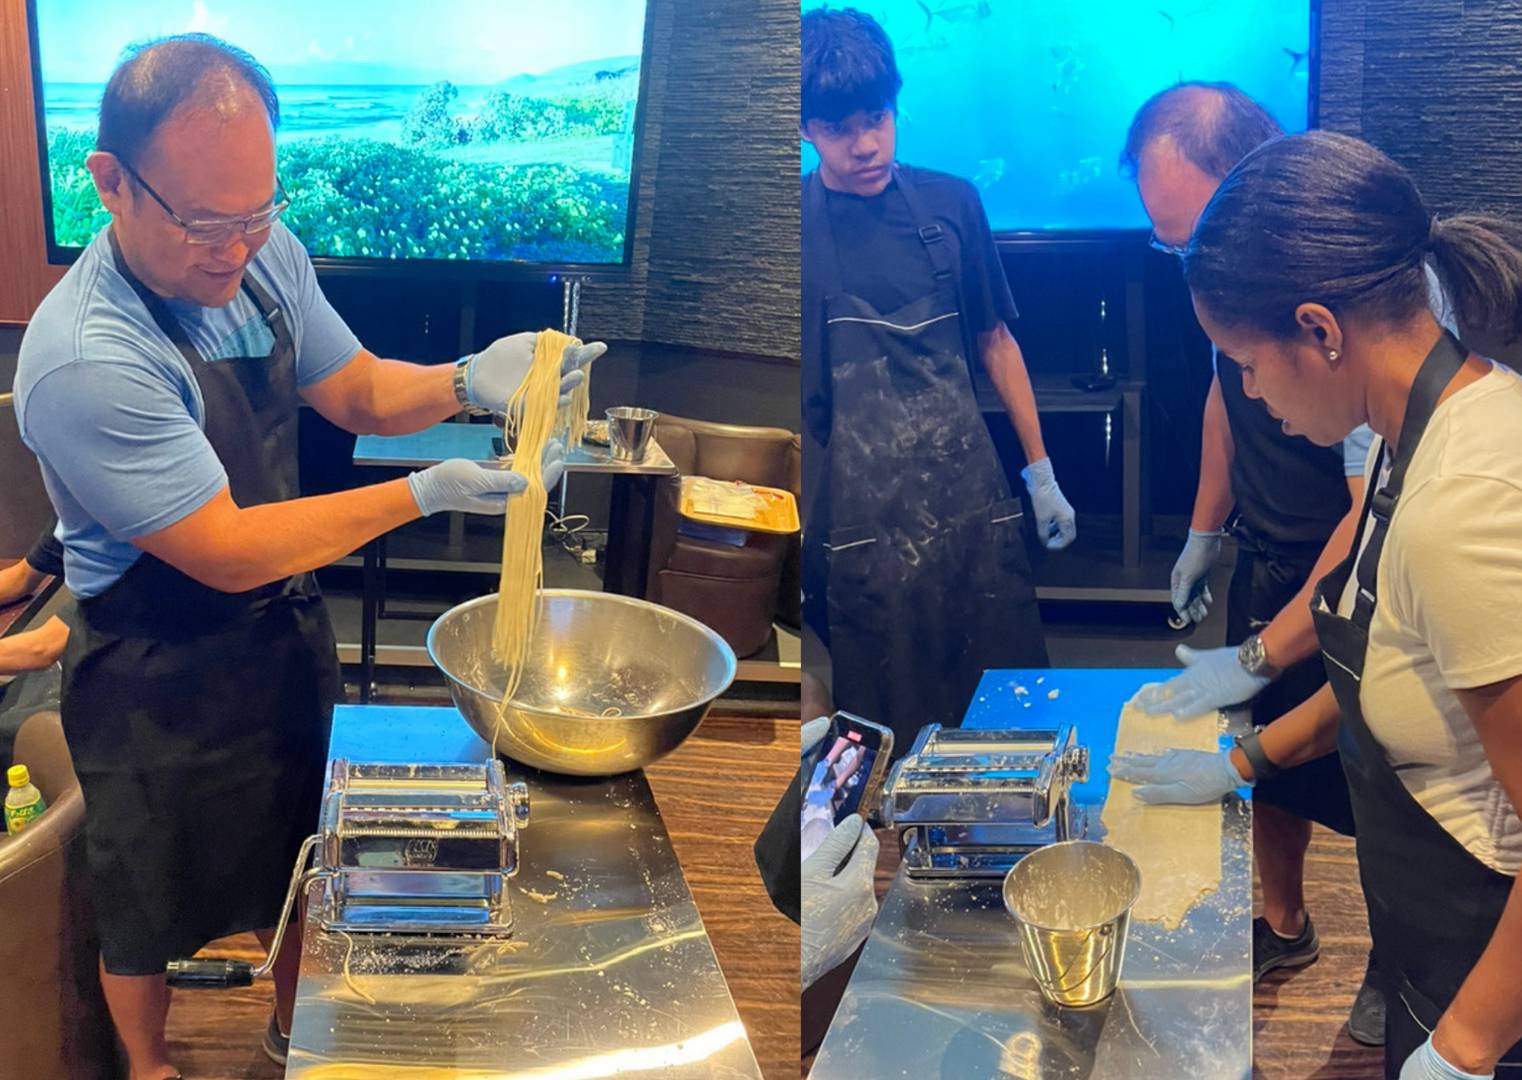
[1120,82,1381,1041]
[1111,130,1522,1077]
[13,37,601,1080]
[800,8,1074,758]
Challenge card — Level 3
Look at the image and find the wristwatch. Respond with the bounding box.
[1234,729,1281,782]
[453,357,491,416]
[1237,633,1281,679]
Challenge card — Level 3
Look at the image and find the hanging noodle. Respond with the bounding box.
[491,330,580,743]
[559,366,592,449]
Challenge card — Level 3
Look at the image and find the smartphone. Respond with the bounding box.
[800,711,894,862]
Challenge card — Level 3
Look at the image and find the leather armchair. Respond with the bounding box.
[644,416,800,658]
[0,711,120,1078]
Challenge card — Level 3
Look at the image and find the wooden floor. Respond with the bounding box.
[157,710,799,1080]
[800,824,1388,1078]
[1250,827,1385,1080]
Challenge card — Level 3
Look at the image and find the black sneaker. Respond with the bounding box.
[1346,954,1386,1046]
[261,1011,290,1067]
[1252,914,1320,982]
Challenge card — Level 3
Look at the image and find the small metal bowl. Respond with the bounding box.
[427,590,737,775]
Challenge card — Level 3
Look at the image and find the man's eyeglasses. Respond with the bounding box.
[118,159,289,246]
[1148,232,1189,258]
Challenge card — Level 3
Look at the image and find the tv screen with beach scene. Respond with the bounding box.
[30,0,650,270]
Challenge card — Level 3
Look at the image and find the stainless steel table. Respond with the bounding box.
[287,704,761,1078]
[350,423,679,701]
[811,668,1253,1080]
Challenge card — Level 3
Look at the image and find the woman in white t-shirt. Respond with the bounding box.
[1109,131,1522,1080]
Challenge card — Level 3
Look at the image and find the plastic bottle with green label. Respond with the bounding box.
[5,765,46,836]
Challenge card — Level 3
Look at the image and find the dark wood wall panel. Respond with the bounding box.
[0,0,66,324]
[638,0,800,360]
[1320,0,1522,217]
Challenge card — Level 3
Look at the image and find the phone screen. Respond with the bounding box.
[801,716,886,862]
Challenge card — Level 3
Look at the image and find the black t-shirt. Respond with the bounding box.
[802,164,1019,448]
[1216,353,1351,549]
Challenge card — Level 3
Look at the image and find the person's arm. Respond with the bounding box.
[300,336,604,438]
[1192,372,1235,532]
[133,480,423,594]
[1232,681,1342,779]
[979,322,1046,464]
[1428,674,1522,1073]
[0,559,47,608]
[1258,476,1364,671]
[0,615,69,674]
[299,348,458,436]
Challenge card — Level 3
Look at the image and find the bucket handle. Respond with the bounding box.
[1040,923,1116,994]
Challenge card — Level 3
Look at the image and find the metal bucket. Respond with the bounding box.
[606,406,658,462]
[1002,840,1140,1007]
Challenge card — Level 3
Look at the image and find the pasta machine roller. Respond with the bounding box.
[881,724,1088,880]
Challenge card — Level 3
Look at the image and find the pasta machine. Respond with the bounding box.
[881,724,1089,880]
[167,759,530,987]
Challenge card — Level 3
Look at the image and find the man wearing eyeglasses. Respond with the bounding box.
[1120,81,1384,1044]
[13,34,603,1079]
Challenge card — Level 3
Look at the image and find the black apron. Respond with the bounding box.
[60,232,339,976]
[1228,520,1356,837]
[1310,331,1522,1075]
[801,168,1047,756]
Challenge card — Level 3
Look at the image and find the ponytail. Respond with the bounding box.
[1427,214,1522,347]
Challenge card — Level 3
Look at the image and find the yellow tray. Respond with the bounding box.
[679,477,800,535]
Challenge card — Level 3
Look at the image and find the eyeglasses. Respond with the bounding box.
[118,159,289,246]
[1148,231,1189,258]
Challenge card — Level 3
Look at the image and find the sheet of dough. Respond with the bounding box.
[1099,689,1222,930]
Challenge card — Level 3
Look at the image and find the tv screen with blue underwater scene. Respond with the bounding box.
[31,0,649,269]
[801,0,1312,235]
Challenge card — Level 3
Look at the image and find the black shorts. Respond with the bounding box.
[1228,543,1357,837]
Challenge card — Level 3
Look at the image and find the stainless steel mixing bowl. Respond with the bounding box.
[427,589,737,775]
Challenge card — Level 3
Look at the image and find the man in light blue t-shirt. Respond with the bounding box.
[14,34,604,1079]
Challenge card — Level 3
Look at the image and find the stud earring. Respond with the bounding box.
[1328,350,1340,361]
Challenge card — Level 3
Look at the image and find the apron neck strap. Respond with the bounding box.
[891,165,957,283]
[107,227,282,367]
[1350,329,1469,627]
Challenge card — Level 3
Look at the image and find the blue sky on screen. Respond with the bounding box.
[38,0,646,85]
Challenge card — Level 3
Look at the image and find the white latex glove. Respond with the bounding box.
[1107,748,1250,805]
[1021,457,1077,550]
[1400,1036,1494,1080]
[801,815,879,989]
[802,716,830,757]
[1132,644,1271,717]
[1170,528,1223,625]
[463,332,607,413]
[407,442,564,516]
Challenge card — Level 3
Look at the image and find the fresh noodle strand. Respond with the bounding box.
[492,330,580,740]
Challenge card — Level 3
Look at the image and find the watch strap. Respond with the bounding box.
[454,357,490,416]
[1235,730,1281,782]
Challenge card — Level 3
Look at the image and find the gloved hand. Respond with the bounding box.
[1132,644,1271,717]
[1021,457,1077,550]
[1400,1036,1494,1080]
[407,441,565,516]
[802,715,830,757]
[1108,747,1250,805]
[801,815,880,989]
[1171,528,1223,625]
[463,332,608,413]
